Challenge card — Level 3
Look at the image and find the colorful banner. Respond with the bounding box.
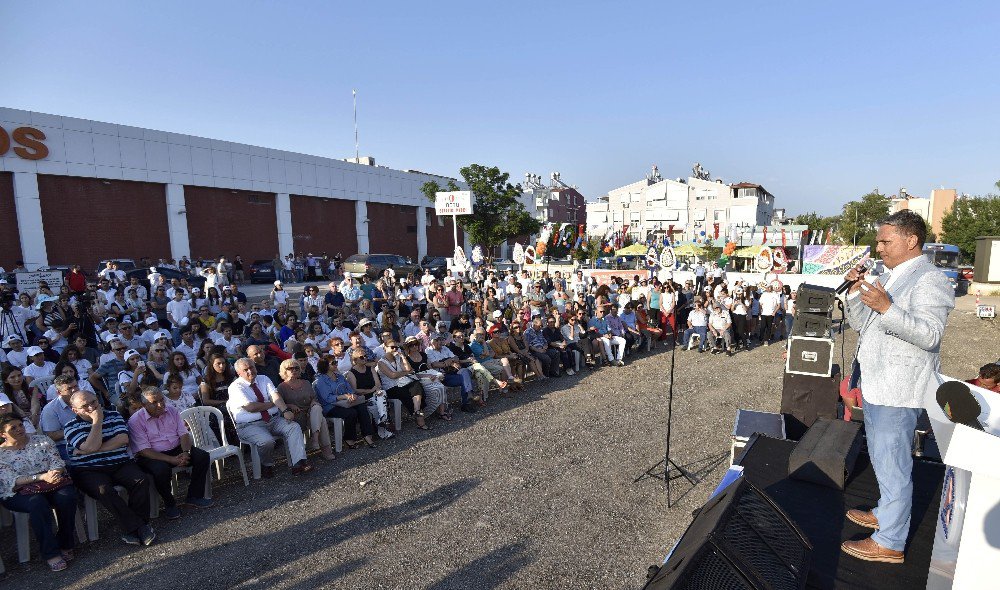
[802,245,871,275]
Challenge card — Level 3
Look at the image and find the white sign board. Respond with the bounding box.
[15,270,64,293]
[434,191,473,216]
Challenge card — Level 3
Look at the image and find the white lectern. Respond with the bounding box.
[924,374,1000,590]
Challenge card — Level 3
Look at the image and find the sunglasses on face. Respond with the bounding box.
[112,347,126,352]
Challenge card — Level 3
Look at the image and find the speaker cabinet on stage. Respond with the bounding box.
[785,336,834,377]
[795,284,835,315]
[781,367,841,440]
[643,478,812,590]
[790,314,832,338]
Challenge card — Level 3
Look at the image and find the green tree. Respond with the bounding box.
[837,191,891,249]
[573,237,602,263]
[940,195,1000,262]
[421,164,542,260]
[794,211,840,233]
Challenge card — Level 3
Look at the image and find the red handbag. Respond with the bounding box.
[19,476,73,495]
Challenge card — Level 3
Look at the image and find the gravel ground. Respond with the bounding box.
[2,295,996,589]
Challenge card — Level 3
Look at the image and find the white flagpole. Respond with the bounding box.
[353,89,359,161]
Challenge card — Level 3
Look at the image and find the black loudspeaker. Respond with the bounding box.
[788,419,862,490]
[785,336,834,377]
[644,478,812,590]
[781,367,841,440]
[790,314,831,338]
[795,284,835,315]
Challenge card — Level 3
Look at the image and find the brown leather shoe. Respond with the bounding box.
[846,509,879,530]
[290,461,314,476]
[841,537,904,563]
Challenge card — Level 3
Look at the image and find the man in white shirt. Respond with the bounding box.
[139,317,162,349]
[681,302,709,352]
[708,304,733,355]
[173,327,199,365]
[328,316,352,345]
[117,321,146,353]
[212,324,242,358]
[402,310,423,339]
[757,285,781,346]
[226,358,313,478]
[96,279,117,306]
[166,290,192,331]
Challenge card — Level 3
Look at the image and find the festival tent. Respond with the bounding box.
[615,243,649,256]
[733,245,766,258]
[673,243,707,257]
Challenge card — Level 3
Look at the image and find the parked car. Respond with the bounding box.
[343,254,420,280]
[248,260,278,284]
[126,266,206,294]
[420,256,449,279]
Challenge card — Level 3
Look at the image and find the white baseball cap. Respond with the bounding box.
[26,346,44,357]
[124,349,141,361]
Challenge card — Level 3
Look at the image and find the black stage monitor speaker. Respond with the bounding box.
[795,284,835,315]
[788,419,862,490]
[781,367,841,440]
[785,336,834,377]
[644,478,812,590]
[790,314,831,338]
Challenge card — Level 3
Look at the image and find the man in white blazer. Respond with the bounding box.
[841,210,954,563]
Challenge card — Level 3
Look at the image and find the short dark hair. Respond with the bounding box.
[879,210,927,247]
[979,363,1000,381]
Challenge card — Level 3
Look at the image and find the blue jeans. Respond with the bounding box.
[864,401,921,551]
[784,315,794,339]
[1,486,78,560]
[682,326,707,350]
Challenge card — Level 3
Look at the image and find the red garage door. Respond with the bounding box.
[0,173,22,269]
[366,202,418,260]
[290,195,357,258]
[184,186,278,262]
[426,212,464,257]
[37,175,170,270]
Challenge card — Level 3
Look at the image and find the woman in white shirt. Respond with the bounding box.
[270,281,289,306]
[164,351,202,399]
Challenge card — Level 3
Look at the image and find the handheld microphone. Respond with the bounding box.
[836,258,874,294]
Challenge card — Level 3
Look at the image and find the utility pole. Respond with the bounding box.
[353,89,359,161]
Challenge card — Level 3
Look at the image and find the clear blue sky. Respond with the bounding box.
[4,2,998,215]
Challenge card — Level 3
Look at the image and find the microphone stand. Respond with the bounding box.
[634,324,727,507]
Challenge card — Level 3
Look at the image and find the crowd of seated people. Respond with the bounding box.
[0,258,842,571]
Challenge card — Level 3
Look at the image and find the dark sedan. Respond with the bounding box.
[420,256,449,279]
[248,260,278,284]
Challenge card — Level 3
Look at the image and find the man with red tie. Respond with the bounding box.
[227,358,314,479]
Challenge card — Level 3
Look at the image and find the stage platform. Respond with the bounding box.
[738,436,944,590]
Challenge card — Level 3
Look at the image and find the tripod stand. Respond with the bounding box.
[0,306,26,344]
[634,322,728,507]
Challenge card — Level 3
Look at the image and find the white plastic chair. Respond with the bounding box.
[83,485,158,542]
[327,417,344,453]
[226,406,295,480]
[387,398,403,432]
[181,406,248,488]
[2,504,87,563]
